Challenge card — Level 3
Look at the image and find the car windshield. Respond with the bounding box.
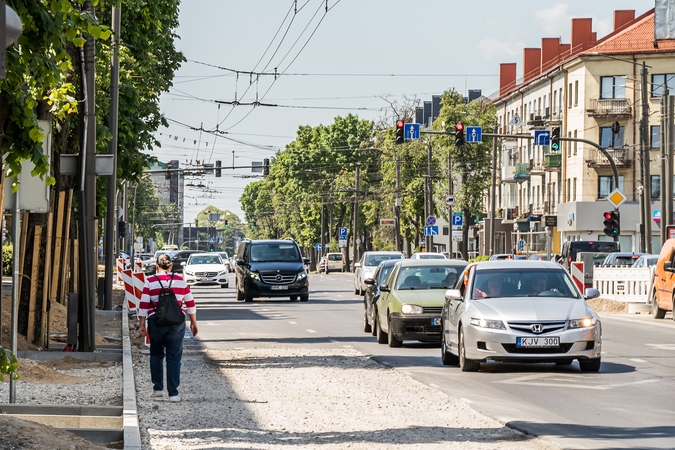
[365,254,402,266]
[416,254,445,259]
[395,265,462,290]
[250,243,300,262]
[188,255,223,265]
[471,269,579,299]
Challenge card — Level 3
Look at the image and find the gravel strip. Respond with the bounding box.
[132,346,557,449]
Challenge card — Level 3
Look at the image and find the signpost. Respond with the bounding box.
[338,227,348,248]
[534,130,550,146]
[424,226,439,236]
[466,126,482,143]
[452,213,463,227]
[404,123,420,140]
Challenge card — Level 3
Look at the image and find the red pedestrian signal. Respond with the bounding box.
[395,120,405,145]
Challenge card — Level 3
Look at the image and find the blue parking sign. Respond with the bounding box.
[338,227,348,239]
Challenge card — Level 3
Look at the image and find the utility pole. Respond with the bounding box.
[320,195,325,258]
[641,62,653,253]
[426,141,433,252]
[489,121,498,256]
[660,89,668,247]
[666,94,675,239]
[352,165,360,269]
[395,155,401,252]
[447,148,453,256]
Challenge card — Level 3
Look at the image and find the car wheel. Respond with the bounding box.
[387,315,402,348]
[459,328,480,372]
[579,357,601,372]
[354,283,359,295]
[244,291,253,302]
[375,313,387,344]
[370,310,377,337]
[441,325,459,366]
[300,294,309,302]
[652,291,666,319]
[290,296,298,301]
[363,302,372,333]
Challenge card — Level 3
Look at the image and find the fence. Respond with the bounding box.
[592,266,654,303]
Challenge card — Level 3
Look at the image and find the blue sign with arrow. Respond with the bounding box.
[466,126,482,143]
[404,123,420,140]
[315,243,322,251]
[424,226,439,236]
[534,130,550,146]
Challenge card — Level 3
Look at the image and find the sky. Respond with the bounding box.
[151,0,656,223]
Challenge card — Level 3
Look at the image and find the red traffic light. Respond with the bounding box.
[396,120,405,129]
[455,122,464,131]
[603,212,613,220]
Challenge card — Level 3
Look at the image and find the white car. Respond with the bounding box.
[354,251,404,295]
[182,253,229,288]
[410,252,447,260]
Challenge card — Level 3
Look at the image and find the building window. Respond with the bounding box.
[567,131,572,156]
[559,89,563,113]
[574,80,579,105]
[651,74,675,97]
[568,83,573,108]
[566,179,571,201]
[652,175,661,200]
[651,125,661,149]
[599,126,625,148]
[573,130,578,155]
[597,175,625,198]
[573,177,577,201]
[600,76,626,99]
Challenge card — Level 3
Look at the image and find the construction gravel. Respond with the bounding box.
[131,346,558,449]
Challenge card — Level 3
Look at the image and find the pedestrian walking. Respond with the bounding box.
[138,253,198,402]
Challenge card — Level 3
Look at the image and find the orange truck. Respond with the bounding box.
[652,238,675,318]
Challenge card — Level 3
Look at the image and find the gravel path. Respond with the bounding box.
[132,345,558,449]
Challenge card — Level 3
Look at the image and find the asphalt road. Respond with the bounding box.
[192,272,675,449]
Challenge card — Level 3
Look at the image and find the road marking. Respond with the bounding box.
[342,345,353,348]
[498,373,660,390]
[629,358,648,363]
[288,321,297,325]
[646,343,675,351]
[330,340,339,344]
[261,308,269,311]
[205,321,217,326]
[306,329,317,333]
[336,294,343,298]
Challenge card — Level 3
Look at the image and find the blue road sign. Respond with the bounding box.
[452,213,463,227]
[208,237,215,244]
[426,215,437,226]
[404,123,420,140]
[315,243,322,251]
[534,130,550,146]
[424,226,439,236]
[518,240,524,251]
[338,227,348,239]
[466,126,482,143]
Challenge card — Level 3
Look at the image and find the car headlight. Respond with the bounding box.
[401,304,424,314]
[569,317,597,329]
[297,270,307,280]
[249,272,261,281]
[470,318,506,330]
[217,270,228,276]
[184,270,194,276]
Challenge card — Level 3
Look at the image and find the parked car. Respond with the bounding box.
[321,252,344,273]
[218,252,231,272]
[528,254,547,260]
[373,259,468,347]
[354,251,404,295]
[651,239,675,318]
[558,240,620,270]
[410,252,447,260]
[632,254,658,268]
[182,253,229,288]
[442,252,465,260]
[440,260,602,372]
[235,239,310,302]
[362,259,400,335]
[489,254,513,261]
[601,252,645,267]
[167,250,201,273]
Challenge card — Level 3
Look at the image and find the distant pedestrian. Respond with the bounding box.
[138,254,198,402]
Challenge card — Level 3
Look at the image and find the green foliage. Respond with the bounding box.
[470,255,490,263]
[2,244,12,276]
[0,347,19,381]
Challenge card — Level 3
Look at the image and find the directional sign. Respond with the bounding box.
[338,227,348,240]
[404,123,420,140]
[466,126,482,143]
[444,195,455,206]
[518,240,524,251]
[452,213,463,227]
[534,130,550,146]
[509,114,522,126]
[424,226,439,236]
[315,243,322,251]
[426,215,437,226]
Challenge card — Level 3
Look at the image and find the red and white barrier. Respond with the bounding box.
[570,261,584,293]
[134,259,142,273]
[116,258,125,284]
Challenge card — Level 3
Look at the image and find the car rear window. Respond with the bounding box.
[612,256,638,266]
[570,242,619,260]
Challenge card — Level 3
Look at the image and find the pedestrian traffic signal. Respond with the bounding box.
[215,160,221,177]
[603,211,620,237]
[551,126,560,151]
[395,120,405,145]
[455,123,465,146]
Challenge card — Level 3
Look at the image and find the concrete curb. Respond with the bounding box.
[122,304,141,450]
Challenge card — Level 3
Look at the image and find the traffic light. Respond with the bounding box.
[263,158,270,176]
[603,211,620,237]
[395,120,405,145]
[209,243,214,252]
[551,126,561,151]
[455,123,465,146]
[252,221,257,229]
[215,160,221,177]
[165,162,172,180]
[224,219,229,228]
[118,221,126,238]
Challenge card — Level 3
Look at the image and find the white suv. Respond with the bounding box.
[322,253,344,273]
[354,251,404,295]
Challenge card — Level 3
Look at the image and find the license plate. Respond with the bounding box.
[517,336,560,348]
[199,277,211,282]
[270,285,289,290]
[431,318,441,326]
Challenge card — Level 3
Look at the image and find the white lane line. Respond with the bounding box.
[261,308,269,311]
[336,294,343,298]
[205,321,217,326]
[306,329,317,333]
[288,321,297,325]
[646,343,675,350]
[342,345,353,348]
[630,358,647,363]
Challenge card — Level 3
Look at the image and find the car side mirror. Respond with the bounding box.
[236,258,245,266]
[364,278,375,286]
[584,288,600,299]
[664,261,673,272]
[181,261,186,266]
[379,284,390,292]
[303,258,310,265]
[354,262,361,268]
[445,289,463,302]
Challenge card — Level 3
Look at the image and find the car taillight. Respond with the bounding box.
[584,283,592,289]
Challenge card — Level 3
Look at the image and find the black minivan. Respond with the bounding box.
[235,239,310,302]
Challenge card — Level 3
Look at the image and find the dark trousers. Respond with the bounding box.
[148,315,185,397]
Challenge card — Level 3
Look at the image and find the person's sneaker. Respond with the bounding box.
[168,395,181,403]
[150,391,164,398]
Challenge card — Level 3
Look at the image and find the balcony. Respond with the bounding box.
[527,114,546,127]
[530,158,545,175]
[544,151,562,170]
[513,162,530,182]
[585,147,632,169]
[586,98,632,118]
[502,163,517,184]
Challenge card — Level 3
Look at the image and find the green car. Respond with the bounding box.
[375,259,468,347]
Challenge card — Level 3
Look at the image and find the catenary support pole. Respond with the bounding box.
[660,92,667,247]
[395,155,401,252]
[489,121,498,256]
[667,95,675,236]
[448,147,453,256]
[641,62,653,253]
[426,141,433,252]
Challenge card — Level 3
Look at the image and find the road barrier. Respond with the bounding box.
[592,266,654,303]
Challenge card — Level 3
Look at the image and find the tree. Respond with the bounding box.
[193,206,242,253]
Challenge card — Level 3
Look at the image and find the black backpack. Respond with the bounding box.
[153,273,186,327]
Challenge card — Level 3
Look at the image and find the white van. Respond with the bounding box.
[161,245,179,251]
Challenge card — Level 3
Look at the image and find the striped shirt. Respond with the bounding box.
[138,272,196,318]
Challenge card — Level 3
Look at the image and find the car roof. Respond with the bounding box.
[249,239,296,244]
[475,260,563,270]
[394,259,468,268]
[363,251,404,255]
[189,252,223,257]
[378,259,401,267]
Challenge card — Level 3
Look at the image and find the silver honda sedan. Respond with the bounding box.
[440,261,602,372]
